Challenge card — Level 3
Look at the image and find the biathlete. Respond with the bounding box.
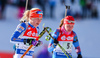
[48,16,82,58]
[10,8,43,58]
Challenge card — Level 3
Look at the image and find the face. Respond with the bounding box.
[64,24,74,32]
[29,18,42,27]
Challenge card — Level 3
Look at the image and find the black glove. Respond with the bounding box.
[77,54,82,58]
[23,39,34,45]
[52,39,59,48]
[53,39,59,45]
[23,39,42,46]
[35,40,43,47]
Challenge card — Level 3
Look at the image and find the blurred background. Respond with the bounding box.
[0,0,100,58]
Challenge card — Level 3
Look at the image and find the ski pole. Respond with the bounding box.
[21,28,47,58]
[63,2,70,17]
[21,44,33,58]
[65,5,70,17]
[25,0,28,11]
[45,27,72,58]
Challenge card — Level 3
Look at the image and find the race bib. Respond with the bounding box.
[62,41,72,50]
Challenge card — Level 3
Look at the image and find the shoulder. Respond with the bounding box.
[17,22,27,30]
[19,22,26,27]
[54,28,60,32]
[53,28,60,35]
[72,31,77,36]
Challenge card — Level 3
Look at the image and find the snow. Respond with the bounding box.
[0,0,100,58]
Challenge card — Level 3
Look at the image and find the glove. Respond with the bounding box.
[77,54,82,58]
[23,39,34,45]
[35,40,43,47]
[24,39,42,46]
[31,39,38,46]
[52,39,59,48]
[54,39,59,45]
[32,40,43,47]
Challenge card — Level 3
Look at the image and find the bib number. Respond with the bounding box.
[62,42,72,49]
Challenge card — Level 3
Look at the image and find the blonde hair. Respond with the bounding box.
[20,10,30,22]
[20,8,40,22]
[59,18,64,28]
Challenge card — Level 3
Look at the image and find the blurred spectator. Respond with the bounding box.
[27,0,33,10]
[17,0,33,18]
[36,45,51,58]
[86,0,92,18]
[8,0,18,6]
[91,0,95,2]
[60,0,66,5]
[74,11,81,20]
[63,9,72,18]
[79,0,87,18]
[0,1,1,18]
[0,0,7,19]
[49,0,56,18]
[97,0,100,2]
[71,0,75,4]
[91,5,98,18]
[17,0,26,18]
[67,9,72,16]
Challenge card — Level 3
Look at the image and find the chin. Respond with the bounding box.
[68,30,72,32]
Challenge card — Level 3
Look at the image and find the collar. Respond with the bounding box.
[28,22,39,29]
[28,22,35,28]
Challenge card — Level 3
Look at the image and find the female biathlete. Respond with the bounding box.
[10,8,43,58]
[48,16,82,58]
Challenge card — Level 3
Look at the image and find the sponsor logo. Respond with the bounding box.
[39,15,42,17]
[67,36,73,40]
[27,31,36,37]
[19,26,24,30]
[61,36,66,40]
[61,36,73,40]
[20,50,33,55]
[27,31,32,36]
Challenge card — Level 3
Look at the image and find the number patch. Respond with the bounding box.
[62,42,72,50]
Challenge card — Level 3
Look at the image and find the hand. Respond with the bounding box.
[77,54,82,58]
[23,39,42,46]
[35,40,43,47]
[52,39,59,48]
[54,39,59,45]
[23,39,36,45]
[31,39,38,46]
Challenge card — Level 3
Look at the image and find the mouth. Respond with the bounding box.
[67,29,72,32]
[36,23,39,25]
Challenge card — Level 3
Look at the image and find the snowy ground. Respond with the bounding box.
[0,0,100,58]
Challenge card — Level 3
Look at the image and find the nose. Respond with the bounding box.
[38,19,42,22]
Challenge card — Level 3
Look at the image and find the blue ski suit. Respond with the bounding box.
[10,22,39,58]
[48,26,82,58]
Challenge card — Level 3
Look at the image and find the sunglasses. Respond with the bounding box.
[31,18,42,20]
[36,11,43,15]
[67,20,75,23]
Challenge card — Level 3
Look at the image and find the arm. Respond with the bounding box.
[48,29,60,52]
[10,22,26,44]
[73,31,82,57]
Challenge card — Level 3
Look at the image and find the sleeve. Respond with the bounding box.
[10,22,27,44]
[73,31,82,55]
[48,29,60,52]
